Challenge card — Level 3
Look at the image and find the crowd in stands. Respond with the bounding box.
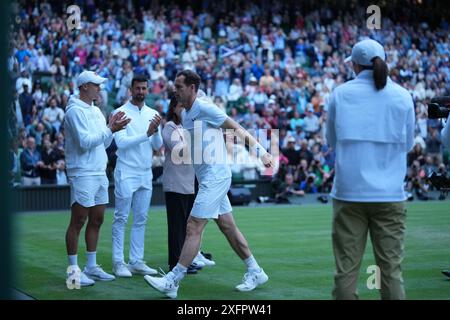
[8,0,450,201]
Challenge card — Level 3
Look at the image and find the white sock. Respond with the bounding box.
[171,263,187,282]
[244,255,261,272]
[86,251,97,268]
[68,255,78,267]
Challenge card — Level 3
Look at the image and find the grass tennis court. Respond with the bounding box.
[13,201,450,300]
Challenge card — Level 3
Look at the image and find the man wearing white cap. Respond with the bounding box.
[64,71,131,286]
[111,75,162,278]
[327,39,415,299]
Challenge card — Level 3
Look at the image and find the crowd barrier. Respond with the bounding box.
[13,180,273,212]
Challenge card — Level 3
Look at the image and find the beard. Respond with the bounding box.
[133,94,145,102]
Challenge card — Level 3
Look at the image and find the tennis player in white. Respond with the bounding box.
[65,71,130,286]
[145,70,274,298]
[112,75,163,277]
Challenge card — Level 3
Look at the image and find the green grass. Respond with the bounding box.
[13,202,450,300]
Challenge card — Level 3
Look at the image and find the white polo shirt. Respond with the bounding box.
[181,98,231,182]
[326,70,415,202]
[114,101,163,175]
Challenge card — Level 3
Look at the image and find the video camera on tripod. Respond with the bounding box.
[427,96,450,119]
[428,172,450,199]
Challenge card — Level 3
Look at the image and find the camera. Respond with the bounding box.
[428,172,450,200]
[427,96,450,119]
[428,172,450,191]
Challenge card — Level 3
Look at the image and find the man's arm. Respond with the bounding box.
[405,96,416,152]
[65,109,111,150]
[326,92,336,148]
[114,113,161,150]
[66,109,129,150]
[221,117,273,167]
[20,152,33,171]
[114,128,149,150]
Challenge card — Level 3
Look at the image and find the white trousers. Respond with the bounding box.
[112,169,152,264]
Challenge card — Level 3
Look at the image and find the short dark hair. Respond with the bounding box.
[131,75,148,87]
[176,70,201,91]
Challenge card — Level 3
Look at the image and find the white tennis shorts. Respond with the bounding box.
[190,178,232,219]
[68,175,109,208]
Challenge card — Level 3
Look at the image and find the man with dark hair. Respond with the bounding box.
[111,75,163,277]
[145,70,274,299]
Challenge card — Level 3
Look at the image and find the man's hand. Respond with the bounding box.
[147,114,162,137]
[108,111,131,133]
[262,153,274,168]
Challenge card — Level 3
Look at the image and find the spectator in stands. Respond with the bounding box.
[300,173,318,193]
[303,104,320,138]
[40,139,60,184]
[20,136,44,186]
[42,97,65,134]
[290,111,304,132]
[282,136,300,168]
[275,173,305,203]
[298,139,313,166]
[28,122,47,148]
[408,142,425,166]
[9,138,21,186]
[425,128,442,163]
[294,159,309,184]
[12,90,23,130]
[116,61,133,105]
[310,158,333,192]
[56,159,68,185]
[32,80,48,109]
[53,131,65,150]
[407,159,430,199]
[34,48,50,72]
[19,83,33,123]
[69,56,83,78]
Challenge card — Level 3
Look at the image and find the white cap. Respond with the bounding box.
[344,39,386,66]
[77,71,107,87]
